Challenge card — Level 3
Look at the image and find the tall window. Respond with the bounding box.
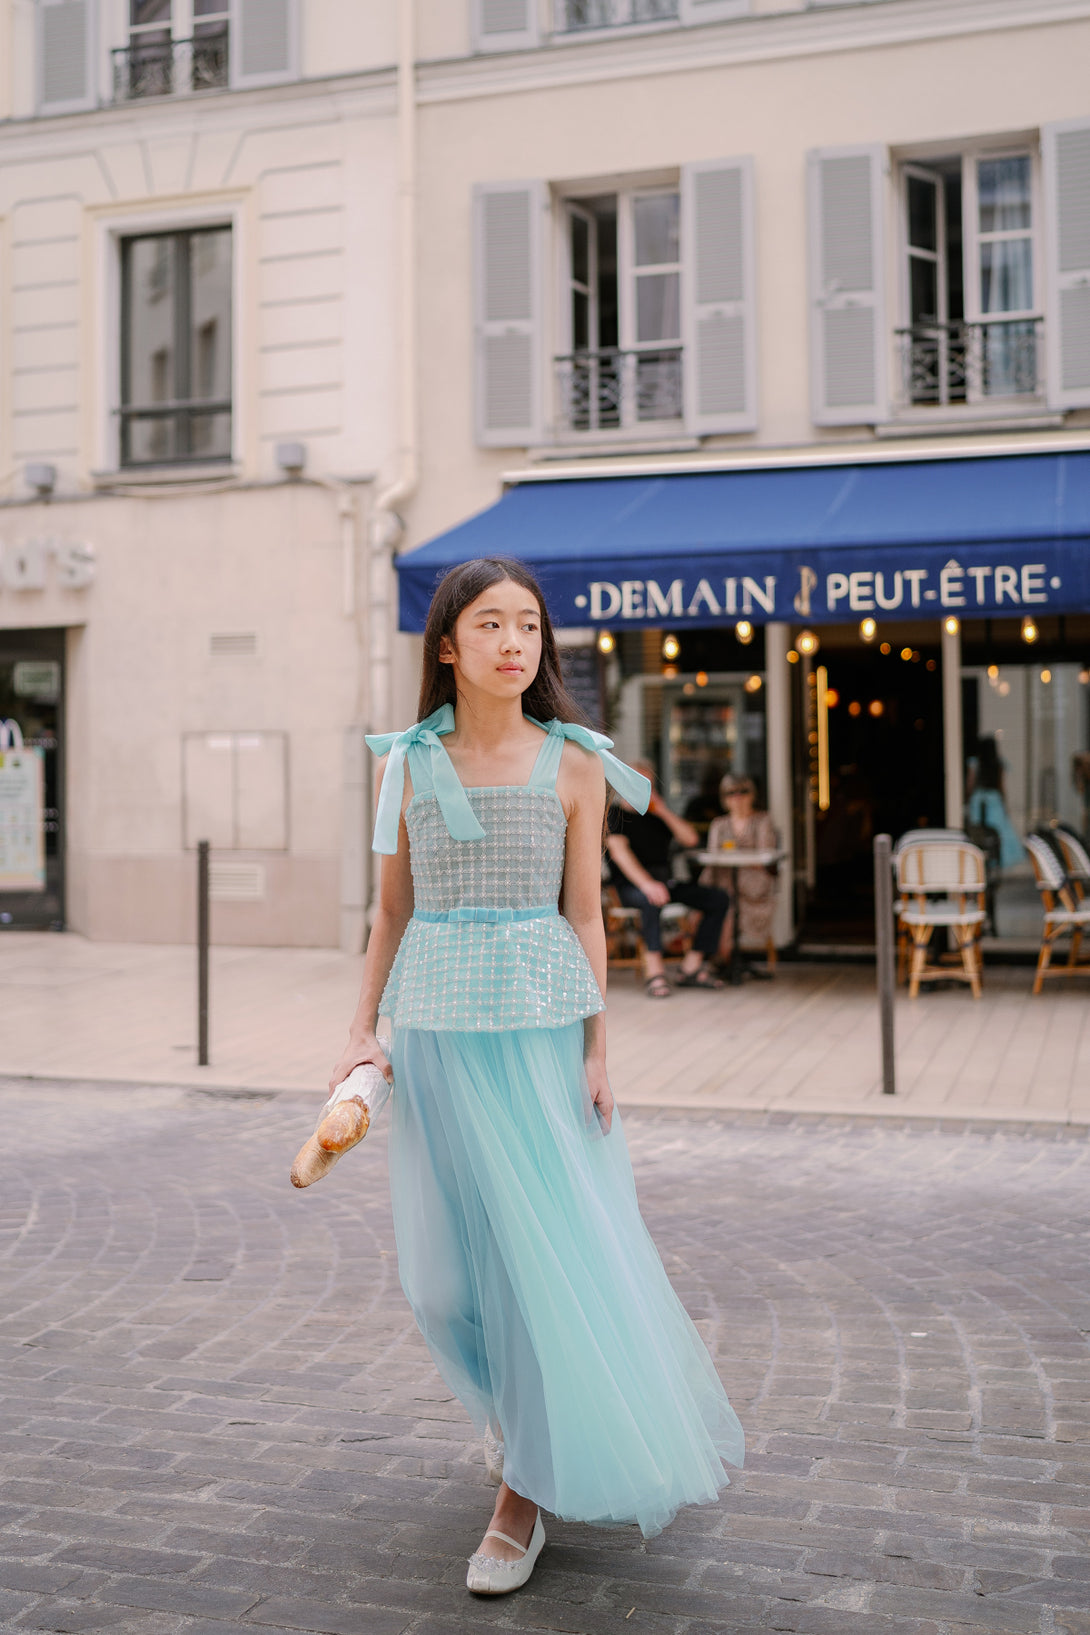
[898,149,1040,408]
[116,0,229,100]
[558,189,682,433]
[120,227,232,467]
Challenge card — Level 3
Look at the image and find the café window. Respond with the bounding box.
[119,226,232,467]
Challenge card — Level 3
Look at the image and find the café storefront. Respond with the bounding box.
[397,448,1090,949]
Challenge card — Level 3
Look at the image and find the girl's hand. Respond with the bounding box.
[585,1056,614,1135]
[328,1034,392,1095]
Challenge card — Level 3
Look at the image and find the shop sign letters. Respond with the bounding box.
[0,537,95,594]
[572,552,1069,627]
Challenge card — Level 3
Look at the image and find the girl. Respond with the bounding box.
[330,557,743,1596]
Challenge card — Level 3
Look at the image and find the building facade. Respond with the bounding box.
[0,0,404,946]
[398,0,1090,949]
[2,0,1089,951]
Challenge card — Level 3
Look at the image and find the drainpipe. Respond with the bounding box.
[351,0,418,945]
[368,0,418,730]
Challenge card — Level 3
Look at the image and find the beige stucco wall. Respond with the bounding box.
[0,77,396,500]
[406,6,1090,553]
[2,481,367,943]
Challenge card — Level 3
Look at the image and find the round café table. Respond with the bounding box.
[691,848,787,987]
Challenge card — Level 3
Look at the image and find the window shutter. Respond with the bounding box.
[232,0,297,87]
[681,156,757,435]
[471,0,538,53]
[807,145,888,425]
[679,0,748,24]
[473,181,544,448]
[38,0,96,114]
[1043,118,1090,410]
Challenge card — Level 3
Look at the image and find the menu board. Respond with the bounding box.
[0,748,46,891]
[560,645,604,731]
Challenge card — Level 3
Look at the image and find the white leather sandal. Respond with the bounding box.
[483,1424,504,1485]
[466,1512,544,1596]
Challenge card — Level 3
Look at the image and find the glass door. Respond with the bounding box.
[903,165,952,405]
[0,630,65,930]
[968,153,1039,399]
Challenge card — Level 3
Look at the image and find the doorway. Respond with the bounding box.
[0,628,65,930]
[796,628,946,944]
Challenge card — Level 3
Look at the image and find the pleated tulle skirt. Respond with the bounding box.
[388,1022,744,1538]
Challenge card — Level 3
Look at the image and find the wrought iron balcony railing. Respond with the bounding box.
[894,316,1044,408]
[554,347,684,434]
[112,30,229,102]
[118,398,233,466]
[554,0,679,32]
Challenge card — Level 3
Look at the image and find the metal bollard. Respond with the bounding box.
[873,834,896,1094]
[197,839,210,1067]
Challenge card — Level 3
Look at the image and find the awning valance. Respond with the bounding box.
[395,450,1090,632]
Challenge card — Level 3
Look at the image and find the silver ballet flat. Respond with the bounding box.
[466,1513,544,1596]
[483,1424,504,1485]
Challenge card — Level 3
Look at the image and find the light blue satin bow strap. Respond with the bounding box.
[532,717,651,814]
[365,704,485,855]
[365,706,651,853]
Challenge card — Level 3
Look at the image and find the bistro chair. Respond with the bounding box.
[1024,834,1090,994]
[891,828,968,982]
[896,840,987,999]
[602,884,645,975]
[1052,827,1090,903]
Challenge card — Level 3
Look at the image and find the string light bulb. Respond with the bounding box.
[1021,616,1039,644]
[735,620,754,646]
[943,615,960,636]
[744,673,763,694]
[797,630,819,656]
[597,630,615,655]
[661,633,680,662]
[859,618,877,642]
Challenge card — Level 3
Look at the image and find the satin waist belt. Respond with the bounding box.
[413,904,559,925]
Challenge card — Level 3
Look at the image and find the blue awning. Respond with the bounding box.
[395,450,1090,631]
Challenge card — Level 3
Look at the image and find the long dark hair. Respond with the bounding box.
[418,557,591,726]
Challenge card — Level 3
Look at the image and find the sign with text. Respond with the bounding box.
[0,748,46,891]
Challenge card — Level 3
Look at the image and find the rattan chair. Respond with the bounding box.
[896,840,987,999]
[891,829,969,983]
[1052,828,1090,903]
[602,885,645,974]
[1024,834,1090,993]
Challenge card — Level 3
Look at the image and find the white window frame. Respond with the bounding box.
[895,139,1043,413]
[103,0,294,99]
[92,198,247,478]
[554,180,684,440]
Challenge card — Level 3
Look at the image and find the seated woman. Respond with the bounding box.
[701,775,778,978]
[605,761,729,998]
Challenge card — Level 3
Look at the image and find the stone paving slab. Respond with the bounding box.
[4,931,1090,1122]
[0,1080,1088,1633]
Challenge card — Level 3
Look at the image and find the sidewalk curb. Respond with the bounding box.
[3,1071,1088,1135]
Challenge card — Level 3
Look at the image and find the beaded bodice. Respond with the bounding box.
[365,710,651,1034]
[407,785,566,914]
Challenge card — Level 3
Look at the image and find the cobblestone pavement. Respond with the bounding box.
[1,1079,1088,1635]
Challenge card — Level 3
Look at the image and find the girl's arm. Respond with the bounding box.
[558,744,614,1130]
[329,759,414,1091]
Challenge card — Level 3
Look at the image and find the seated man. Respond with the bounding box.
[606,762,730,998]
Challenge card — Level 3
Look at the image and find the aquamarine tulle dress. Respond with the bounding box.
[365,704,744,1538]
